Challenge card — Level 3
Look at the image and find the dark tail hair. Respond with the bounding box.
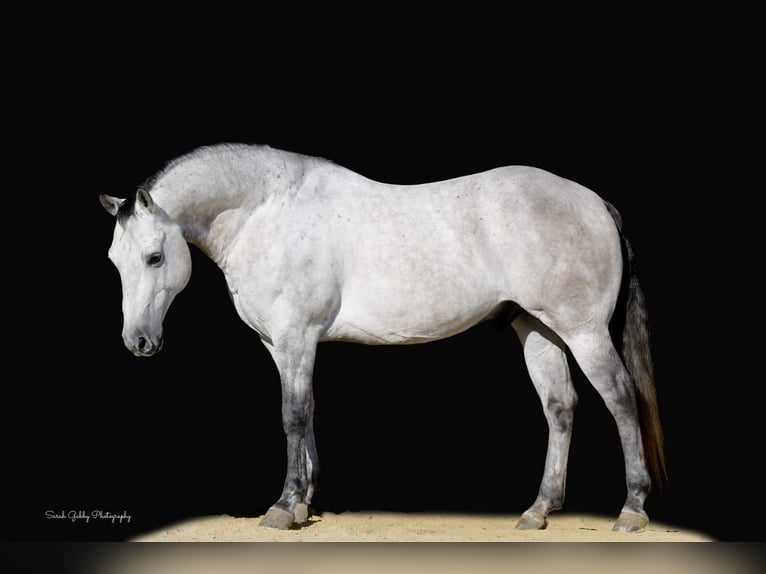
[604,201,667,486]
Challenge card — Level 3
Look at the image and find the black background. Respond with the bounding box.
[4,12,761,545]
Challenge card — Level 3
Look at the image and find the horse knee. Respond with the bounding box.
[282,404,311,434]
[546,394,577,433]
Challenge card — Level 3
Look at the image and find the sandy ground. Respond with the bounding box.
[131,511,712,542]
[110,515,760,574]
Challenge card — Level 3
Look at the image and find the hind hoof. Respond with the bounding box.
[515,512,548,530]
[260,507,294,530]
[612,511,648,532]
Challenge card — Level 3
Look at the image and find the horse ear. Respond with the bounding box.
[135,188,155,214]
[100,194,123,216]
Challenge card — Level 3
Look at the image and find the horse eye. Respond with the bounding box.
[147,252,163,266]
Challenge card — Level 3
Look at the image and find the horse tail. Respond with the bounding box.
[604,201,667,486]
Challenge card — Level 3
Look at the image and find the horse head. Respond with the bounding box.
[100,188,191,356]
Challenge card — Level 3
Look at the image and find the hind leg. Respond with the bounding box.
[513,313,578,530]
[565,327,652,532]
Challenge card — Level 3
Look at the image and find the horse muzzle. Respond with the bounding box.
[125,331,164,357]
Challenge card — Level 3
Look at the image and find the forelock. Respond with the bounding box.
[116,193,139,226]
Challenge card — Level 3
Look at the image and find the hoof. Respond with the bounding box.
[612,511,648,532]
[515,512,548,530]
[293,503,309,524]
[260,507,294,530]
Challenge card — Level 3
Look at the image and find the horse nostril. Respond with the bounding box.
[138,336,147,350]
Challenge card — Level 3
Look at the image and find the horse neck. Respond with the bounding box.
[149,145,309,264]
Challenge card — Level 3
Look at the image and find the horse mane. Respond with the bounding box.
[119,143,335,226]
[141,143,260,193]
[116,144,266,225]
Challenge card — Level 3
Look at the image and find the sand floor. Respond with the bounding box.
[131,511,712,542]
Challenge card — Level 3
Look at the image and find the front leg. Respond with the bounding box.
[260,327,320,530]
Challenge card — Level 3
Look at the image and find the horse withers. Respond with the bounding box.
[100,144,664,532]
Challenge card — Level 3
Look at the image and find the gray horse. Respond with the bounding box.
[100,143,664,532]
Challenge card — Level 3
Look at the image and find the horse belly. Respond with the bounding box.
[324,240,501,345]
[325,294,498,345]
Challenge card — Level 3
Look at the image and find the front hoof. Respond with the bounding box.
[293,503,309,524]
[515,512,548,530]
[260,507,294,530]
[612,511,648,532]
